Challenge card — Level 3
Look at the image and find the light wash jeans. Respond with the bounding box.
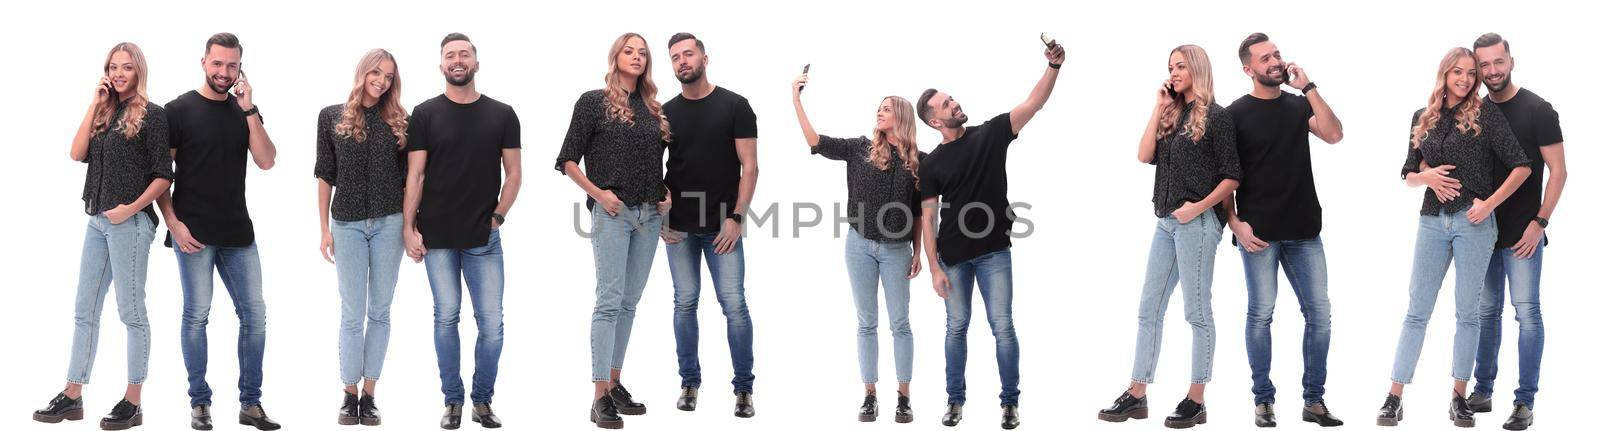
[424,229,506,405]
[1240,236,1332,405]
[1131,210,1222,385]
[1474,243,1544,407]
[590,205,661,382]
[665,230,755,392]
[67,212,156,385]
[1389,210,1497,384]
[845,228,914,384]
[332,213,404,386]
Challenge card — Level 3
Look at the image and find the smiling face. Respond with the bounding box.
[106,50,138,96]
[1475,42,1514,93]
[440,40,478,87]
[615,36,648,81]
[1244,40,1287,87]
[669,38,705,84]
[1444,55,1478,103]
[1168,50,1193,95]
[875,97,897,132]
[364,58,396,102]
[202,44,241,95]
[924,91,967,129]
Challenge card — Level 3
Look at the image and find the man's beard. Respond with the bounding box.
[1484,74,1512,93]
[207,75,233,95]
[675,64,704,84]
[447,67,476,87]
[945,113,968,128]
[1255,65,1286,87]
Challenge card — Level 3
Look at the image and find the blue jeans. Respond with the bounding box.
[1240,236,1332,405]
[67,213,155,385]
[940,248,1019,406]
[1474,244,1544,407]
[665,230,755,392]
[424,229,506,405]
[590,205,661,382]
[177,241,267,407]
[1390,210,1497,384]
[332,213,403,386]
[845,229,914,384]
[1132,211,1222,385]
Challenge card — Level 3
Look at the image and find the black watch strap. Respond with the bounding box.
[491,212,506,225]
[1533,216,1548,228]
[728,213,743,224]
[1301,82,1318,94]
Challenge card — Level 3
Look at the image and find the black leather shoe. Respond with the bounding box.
[1256,403,1277,427]
[941,403,962,427]
[1376,394,1403,426]
[1001,405,1021,430]
[471,403,502,428]
[1165,398,1207,429]
[32,391,84,423]
[239,404,283,430]
[1467,392,1492,413]
[859,394,878,422]
[895,392,913,423]
[441,404,462,430]
[677,387,697,411]
[191,405,213,430]
[1099,391,1149,422]
[1302,401,1344,427]
[359,393,381,426]
[1450,393,1475,428]
[608,385,646,415]
[591,396,623,429]
[734,391,755,418]
[339,392,360,425]
[99,399,142,430]
[1503,402,1532,430]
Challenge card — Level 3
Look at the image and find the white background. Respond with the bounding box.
[1,0,1592,430]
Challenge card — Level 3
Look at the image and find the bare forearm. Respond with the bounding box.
[1540,170,1565,219]
[318,180,333,233]
[1198,179,1239,209]
[71,104,96,161]
[1138,107,1161,163]
[156,189,179,224]
[495,173,522,216]
[1306,88,1344,143]
[247,116,276,169]
[129,178,171,211]
[793,99,819,147]
[563,161,606,199]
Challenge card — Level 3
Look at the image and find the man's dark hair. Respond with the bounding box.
[1237,32,1270,65]
[668,32,705,53]
[916,88,939,126]
[205,32,242,56]
[1474,32,1510,53]
[441,32,476,54]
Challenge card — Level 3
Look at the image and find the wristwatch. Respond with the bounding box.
[1300,82,1318,94]
[491,212,506,226]
[727,213,744,224]
[242,106,260,118]
[1532,216,1548,228]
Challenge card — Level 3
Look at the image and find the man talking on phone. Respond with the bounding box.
[156,32,281,430]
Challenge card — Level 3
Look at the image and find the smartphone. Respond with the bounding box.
[799,64,810,92]
[1040,32,1056,48]
[100,78,116,99]
[232,69,247,94]
[1166,82,1179,100]
[1283,65,1296,84]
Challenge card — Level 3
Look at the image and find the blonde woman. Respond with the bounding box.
[314,48,408,426]
[793,74,925,423]
[34,42,171,430]
[1099,44,1239,429]
[554,32,672,430]
[1376,47,1531,428]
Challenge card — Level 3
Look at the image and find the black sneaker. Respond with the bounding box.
[441,404,463,430]
[32,391,84,423]
[1467,392,1492,413]
[99,399,142,430]
[591,396,623,429]
[734,391,755,418]
[1376,394,1403,426]
[608,384,646,415]
[858,394,878,422]
[895,392,913,423]
[190,405,213,430]
[1450,393,1476,428]
[1256,403,1277,427]
[1302,400,1344,427]
[471,403,502,428]
[941,403,962,427]
[1165,398,1207,429]
[1099,391,1149,422]
[239,404,283,431]
[339,392,360,425]
[1503,402,1532,431]
[359,392,381,426]
[1001,405,1021,430]
[676,387,698,412]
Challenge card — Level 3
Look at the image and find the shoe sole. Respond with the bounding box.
[896,414,913,424]
[1302,411,1343,427]
[471,414,503,428]
[1452,414,1475,428]
[441,419,461,430]
[942,418,961,427]
[239,415,282,430]
[615,405,646,416]
[192,419,214,430]
[33,409,85,423]
[677,401,696,412]
[1002,419,1021,430]
[1099,407,1149,422]
[590,411,624,429]
[1257,418,1277,427]
[860,414,877,422]
[99,413,142,430]
[360,417,381,426]
[339,416,359,426]
[1504,416,1531,431]
[1378,410,1404,427]
[1164,411,1207,429]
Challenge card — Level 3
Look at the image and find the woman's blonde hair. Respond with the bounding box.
[869,96,920,188]
[604,33,671,141]
[1411,47,1483,148]
[1156,44,1215,141]
[334,49,408,148]
[91,42,150,140]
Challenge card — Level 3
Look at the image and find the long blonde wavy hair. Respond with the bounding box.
[334,49,408,148]
[870,96,920,188]
[603,33,671,141]
[91,42,150,140]
[1156,45,1215,142]
[1411,47,1483,148]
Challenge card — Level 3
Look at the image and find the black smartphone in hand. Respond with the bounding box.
[799,64,810,92]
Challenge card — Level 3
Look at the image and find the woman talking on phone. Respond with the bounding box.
[1098,44,1239,429]
[792,71,925,424]
[32,42,172,431]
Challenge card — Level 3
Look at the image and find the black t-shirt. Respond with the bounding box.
[1488,89,1563,249]
[165,90,256,247]
[920,113,1017,267]
[663,87,758,233]
[406,94,520,250]
[1227,93,1321,242]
